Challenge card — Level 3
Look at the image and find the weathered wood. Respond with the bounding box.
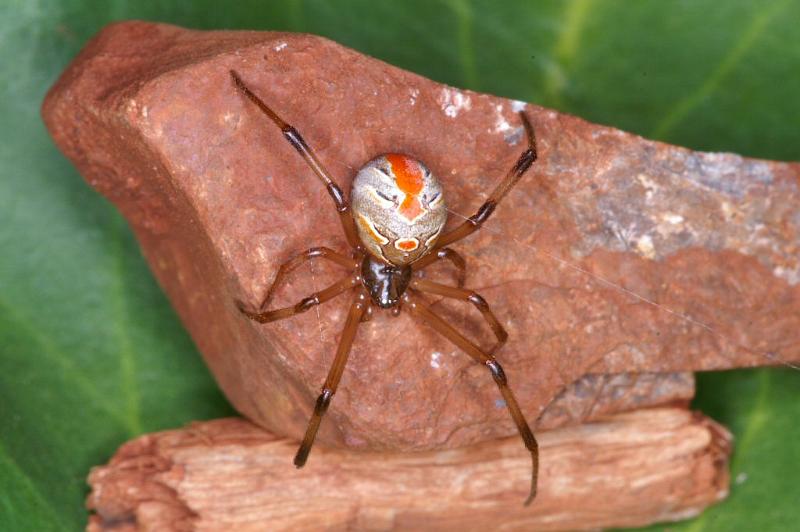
[87,408,731,531]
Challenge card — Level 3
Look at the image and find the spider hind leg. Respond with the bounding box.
[404,288,539,505]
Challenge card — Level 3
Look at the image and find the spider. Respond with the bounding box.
[231,70,540,505]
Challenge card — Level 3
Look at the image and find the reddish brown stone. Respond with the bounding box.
[43,22,800,451]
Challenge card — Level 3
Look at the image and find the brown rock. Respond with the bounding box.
[43,22,800,451]
[86,409,731,531]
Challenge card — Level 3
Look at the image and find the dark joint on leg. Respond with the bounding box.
[326,183,349,211]
[296,295,321,313]
[486,359,507,386]
[513,149,537,176]
[467,292,487,308]
[314,388,334,415]
[282,126,308,153]
[522,428,538,452]
[470,201,497,226]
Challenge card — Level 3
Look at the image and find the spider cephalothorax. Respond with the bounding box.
[231,70,540,505]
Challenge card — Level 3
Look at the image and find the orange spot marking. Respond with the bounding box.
[395,238,419,251]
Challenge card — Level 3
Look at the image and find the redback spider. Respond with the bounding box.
[231,70,540,505]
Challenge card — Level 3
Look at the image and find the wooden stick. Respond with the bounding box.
[87,408,730,531]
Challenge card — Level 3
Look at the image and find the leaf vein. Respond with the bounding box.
[0,297,130,427]
[542,0,594,108]
[651,0,789,139]
[0,439,62,528]
[110,216,143,436]
[443,0,479,90]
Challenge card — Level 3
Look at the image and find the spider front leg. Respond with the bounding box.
[231,70,363,250]
[411,247,466,288]
[294,288,369,467]
[435,112,537,249]
[403,289,539,506]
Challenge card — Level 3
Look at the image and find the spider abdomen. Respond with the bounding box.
[351,154,447,266]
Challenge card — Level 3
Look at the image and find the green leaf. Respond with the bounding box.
[1,1,798,530]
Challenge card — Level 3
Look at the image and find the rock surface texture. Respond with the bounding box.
[43,22,800,453]
[86,410,731,531]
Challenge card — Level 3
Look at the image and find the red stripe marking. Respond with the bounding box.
[386,154,423,195]
[387,154,425,221]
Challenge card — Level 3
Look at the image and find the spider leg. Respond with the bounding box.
[411,247,466,288]
[403,288,539,505]
[410,279,507,355]
[230,70,363,250]
[239,274,359,324]
[435,112,537,249]
[360,301,374,322]
[239,246,358,314]
[294,288,369,467]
